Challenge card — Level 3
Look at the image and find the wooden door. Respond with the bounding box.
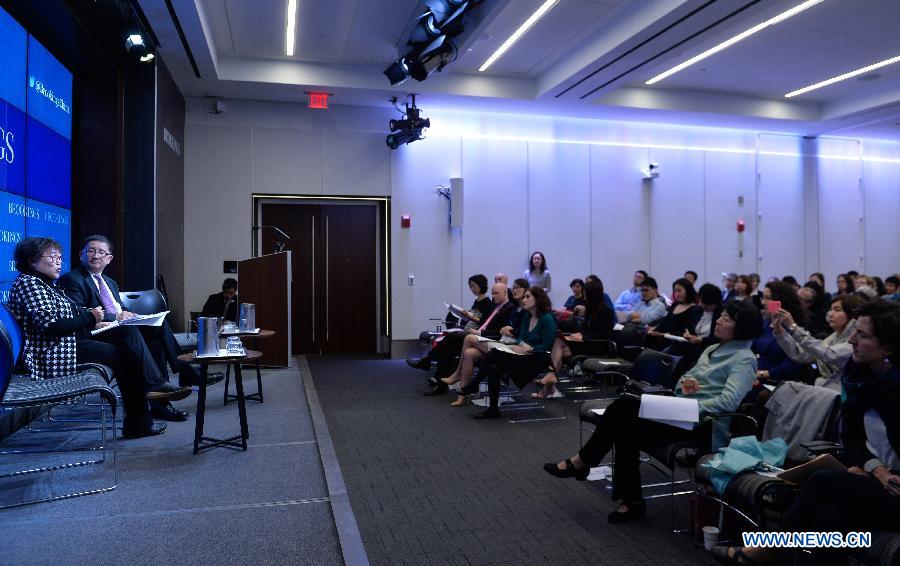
[321,205,376,354]
[259,202,378,355]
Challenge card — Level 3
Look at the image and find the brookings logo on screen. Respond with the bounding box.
[0,126,14,164]
[28,75,72,115]
[8,202,41,220]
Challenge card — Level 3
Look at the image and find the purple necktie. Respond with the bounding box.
[93,274,118,313]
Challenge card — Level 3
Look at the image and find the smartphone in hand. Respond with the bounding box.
[766,300,782,314]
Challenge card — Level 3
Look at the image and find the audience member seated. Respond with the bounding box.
[752,281,807,391]
[799,280,829,338]
[7,237,191,439]
[614,270,647,312]
[807,271,831,304]
[459,287,558,418]
[57,235,196,422]
[535,279,615,398]
[622,277,667,326]
[855,274,880,299]
[440,280,527,402]
[563,278,585,311]
[772,294,864,391]
[836,272,855,297]
[873,276,887,297]
[732,275,751,303]
[748,272,763,308]
[684,270,698,286]
[647,277,701,351]
[494,273,512,301]
[713,300,900,566]
[201,277,238,322]
[410,283,514,397]
[782,275,801,291]
[678,283,726,364]
[544,301,762,523]
[884,275,899,300]
[721,272,737,302]
[523,251,551,293]
[579,275,615,316]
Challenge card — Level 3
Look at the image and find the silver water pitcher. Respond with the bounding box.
[239,303,256,331]
[197,317,220,356]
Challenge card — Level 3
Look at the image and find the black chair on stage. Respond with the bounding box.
[0,304,118,509]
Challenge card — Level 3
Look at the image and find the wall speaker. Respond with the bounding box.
[450,177,463,228]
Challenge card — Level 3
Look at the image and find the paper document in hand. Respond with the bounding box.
[663,333,688,343]
[90,322,120,336]
[120,311,169,327]
[638,395,699,430]
[444,302,472,321]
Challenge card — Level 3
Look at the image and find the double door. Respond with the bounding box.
[260,203,377,355]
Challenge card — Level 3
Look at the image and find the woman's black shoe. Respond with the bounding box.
[543,459,589,481]
[607,500,646,524]
[474,408,501,419]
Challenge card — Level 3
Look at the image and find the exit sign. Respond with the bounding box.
[308,92,330,109]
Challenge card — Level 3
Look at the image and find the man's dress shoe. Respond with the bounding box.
[150,402,189,422]
[122,422,168,439]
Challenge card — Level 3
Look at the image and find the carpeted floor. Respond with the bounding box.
[0,366,343,566]
[310,357,720,566]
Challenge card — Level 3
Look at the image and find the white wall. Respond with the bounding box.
[183,99,900,342]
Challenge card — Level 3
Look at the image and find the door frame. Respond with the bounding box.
[252,194,392,353]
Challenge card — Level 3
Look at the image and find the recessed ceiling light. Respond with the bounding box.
[785,54,900,97]
[645,0,825,85]
[479,0,559,72]
[285,0,298,56]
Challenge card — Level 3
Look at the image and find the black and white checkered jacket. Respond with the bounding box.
[7,273,94,381]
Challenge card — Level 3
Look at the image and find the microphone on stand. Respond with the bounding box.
[252,225,291,254]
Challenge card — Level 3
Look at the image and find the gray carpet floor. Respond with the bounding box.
[310,357,721,566]
[0,366,343,566]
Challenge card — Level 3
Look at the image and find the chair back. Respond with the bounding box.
[0,303,24,399]
[614,323,646,361]
[118,289,168,315]
[631,349,682,389]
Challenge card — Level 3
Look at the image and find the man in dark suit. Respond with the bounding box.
[59,234,198,422]
[201,278,238,322]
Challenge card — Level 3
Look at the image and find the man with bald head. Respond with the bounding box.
[495,273,512,301]
[410,282,516,395]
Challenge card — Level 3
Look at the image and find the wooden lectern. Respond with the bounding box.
[237,252,291,366]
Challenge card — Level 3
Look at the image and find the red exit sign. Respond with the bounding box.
[307,92,330,109]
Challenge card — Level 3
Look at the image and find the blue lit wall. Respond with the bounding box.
[0,5,72,293]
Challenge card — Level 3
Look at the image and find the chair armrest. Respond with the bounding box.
[707,412,758,430]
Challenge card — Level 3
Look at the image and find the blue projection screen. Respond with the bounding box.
[0,5,72,296]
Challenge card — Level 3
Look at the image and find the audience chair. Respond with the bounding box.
[0,304,118,509]
[574,324,647,398]
[694,383,842,531]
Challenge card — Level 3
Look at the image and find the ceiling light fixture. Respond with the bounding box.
[478,0,559,72]
[285,0,298,56]
[645,0,824,85]
[785,54,900,98]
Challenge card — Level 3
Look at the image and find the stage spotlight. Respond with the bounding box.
[384,59,410,86]
[125,33,155,63]
[386,95,430,150]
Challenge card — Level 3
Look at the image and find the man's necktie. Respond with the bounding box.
[93,274,118,313]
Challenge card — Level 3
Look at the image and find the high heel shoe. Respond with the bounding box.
[607,500,646,524]
[542,459,589,481]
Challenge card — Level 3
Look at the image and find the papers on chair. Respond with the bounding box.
[90,311,169,335]
[638,395,699,430]
[590,408,606,417]
[613,323,624,331]
[662,333,688,343]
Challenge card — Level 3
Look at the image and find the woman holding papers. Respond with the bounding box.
[647,278,701,349]
[543,300,762,523]
[460,287,558,419]
[7,237,190,439]
[713,299,900,565]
